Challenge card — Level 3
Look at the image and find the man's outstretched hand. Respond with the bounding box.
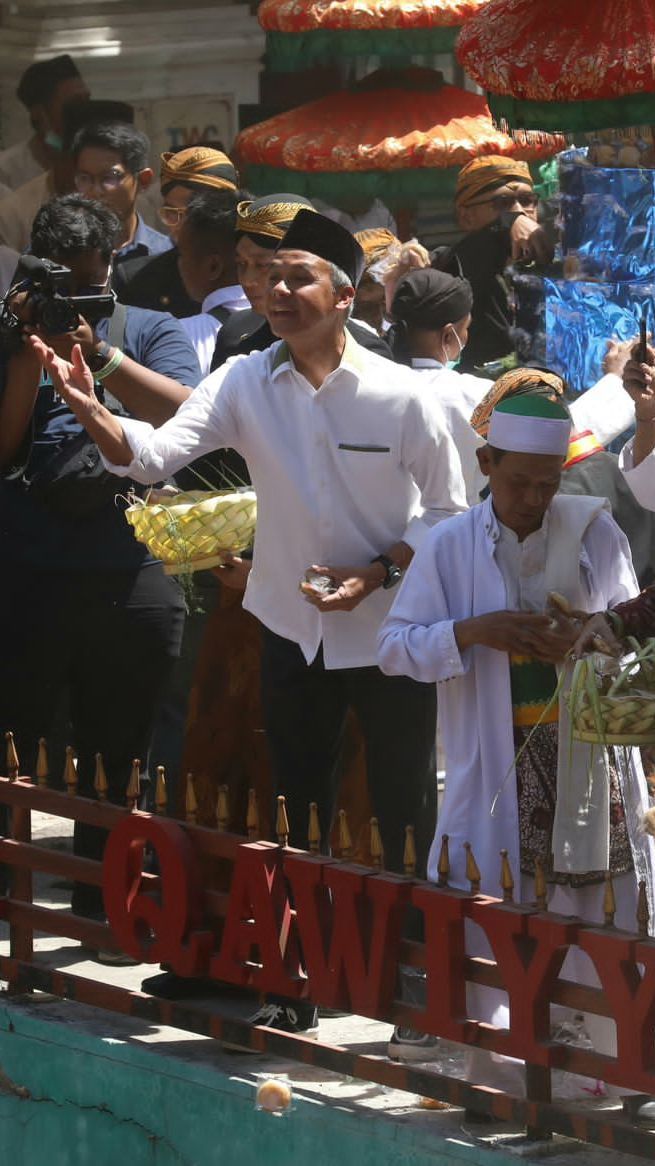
[29,335,99,422]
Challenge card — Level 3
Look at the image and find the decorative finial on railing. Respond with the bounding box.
[185,772,198,825]
[5,731,19,781]
[94,753,108,801]
[246,789,259,840]
[36,738,49,788]
[63,746,78,797]
[338,809,352,860]
[603,871,616,928]
[155,766,167,815]
[276,795,289,847]
[500,850,514,903]
[464,842,481,893]
[437,834,450,887]
[637,879,650,938]
[308,802,321,853]
[216,784,229,832]
[369,817,384,869]
[126,759,141,811]
[534,857,548,910]
[403,825,417,877]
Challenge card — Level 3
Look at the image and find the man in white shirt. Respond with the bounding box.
[0,55,89,191]
[33,209,466,884]
[177,191,250,377]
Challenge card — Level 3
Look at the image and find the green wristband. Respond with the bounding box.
[94,346,125,381]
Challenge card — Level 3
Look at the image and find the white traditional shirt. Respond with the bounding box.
[377,495,650,892]
[180,285,250,377]
[619,437,655,511]
[0,138,43,191]
[104,334,467,668]
[410,359,487,505]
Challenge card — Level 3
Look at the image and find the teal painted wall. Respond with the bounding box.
[0,1002,505,1166]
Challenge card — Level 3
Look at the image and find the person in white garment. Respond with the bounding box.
[389,267,487,505]
[619,340,655,509]
[378,392,654,1076]
[176,190,250,377]
[30,209,467,1039]
[0,55,89,191]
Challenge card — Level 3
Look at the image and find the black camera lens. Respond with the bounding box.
[38,297,80,335]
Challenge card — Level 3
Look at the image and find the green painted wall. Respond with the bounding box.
[0,1001,507,1166]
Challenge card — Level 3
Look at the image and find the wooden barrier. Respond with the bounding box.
[1,733,655,1157]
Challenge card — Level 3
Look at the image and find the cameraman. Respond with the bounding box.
[0,195,200,926]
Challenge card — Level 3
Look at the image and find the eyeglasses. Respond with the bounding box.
[158,205,187,227]
[74,168,130,194]
[471,191,539,212]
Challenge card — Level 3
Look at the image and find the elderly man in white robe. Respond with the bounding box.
[378,392,654,1085]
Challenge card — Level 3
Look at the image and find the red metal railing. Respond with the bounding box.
[1,742,655,1158]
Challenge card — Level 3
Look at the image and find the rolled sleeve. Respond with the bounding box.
[570,373,633,447]
[619,437,655,512]
[101,416,156,478]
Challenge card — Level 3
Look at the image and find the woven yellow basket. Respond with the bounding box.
[567,644,655,746]
[125,488,257,575]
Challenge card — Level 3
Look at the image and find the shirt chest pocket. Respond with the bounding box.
[336,443,395,479]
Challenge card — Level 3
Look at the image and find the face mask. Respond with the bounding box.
[443,328,463,370]
[44,130,63,151]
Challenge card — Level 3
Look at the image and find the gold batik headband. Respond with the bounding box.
[470,368,565,437]
[236,199,317,241]
[160,147,238,193]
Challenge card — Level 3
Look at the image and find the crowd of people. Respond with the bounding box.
[3,53,655,1092]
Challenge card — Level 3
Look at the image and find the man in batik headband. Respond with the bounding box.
[118,145,241,317]
[379,392,653,1076]
[435,155,552,373]
[213,194,392,367]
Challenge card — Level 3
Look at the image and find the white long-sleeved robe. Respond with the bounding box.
[378,494,653,898]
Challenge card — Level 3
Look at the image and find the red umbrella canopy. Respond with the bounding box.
[457,0,655,132]
[234,76,564,199]
[259,0,493,68]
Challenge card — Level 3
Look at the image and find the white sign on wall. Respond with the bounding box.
[135,94,234,159]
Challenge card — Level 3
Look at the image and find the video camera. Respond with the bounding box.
[0,254,116,355]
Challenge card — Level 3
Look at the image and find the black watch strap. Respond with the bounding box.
[371,553,403,590]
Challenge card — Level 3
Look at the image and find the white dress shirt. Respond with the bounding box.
[180,285,250,377]
[410,359,488,505]
[619,436,655,510]
[105,333,467,668]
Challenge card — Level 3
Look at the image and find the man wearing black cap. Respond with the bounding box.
[0,55,89,191]
[35,210,467,1027]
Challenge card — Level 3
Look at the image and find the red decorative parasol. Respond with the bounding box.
[234,71,564,200]
[259,0,492,69]
[457,0,655,132]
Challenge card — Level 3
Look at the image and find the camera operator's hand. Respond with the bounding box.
[28,335,99,422]
[39,315,97,362]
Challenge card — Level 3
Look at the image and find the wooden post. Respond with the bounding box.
[5,731,19,781]
[534,858,548,910]
[500,850,514,903]
[155,766,167,815]
[35,738,49,788]
[246,789,259,840]
[403,825,417,877]
[126,759,141,811]
[216,785,229,833]
[369,817,384,869]
[185,773,198,825]
[94,753,108,802]
[337,809,352,860]
[63,746,78,797]
[637,879,650,938]
[276,795,289,847]
[464,842,481,894]
[8,765,33,987]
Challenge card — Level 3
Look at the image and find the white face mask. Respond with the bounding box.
[442,327,463,370]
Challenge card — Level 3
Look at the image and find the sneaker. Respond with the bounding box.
[95,949,141,967]
[388,1026,443,1062]
[249,1001,319,1037]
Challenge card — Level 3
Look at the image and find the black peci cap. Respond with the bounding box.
[17,54,82,109]
[275,208,365,287]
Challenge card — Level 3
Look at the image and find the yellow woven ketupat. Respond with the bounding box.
[567,639,655,746]
[125,489,257,575]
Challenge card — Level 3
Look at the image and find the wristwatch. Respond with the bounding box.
[371,554,403,590]
[87,340,113,373]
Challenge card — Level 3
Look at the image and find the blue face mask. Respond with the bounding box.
[44,130,63,151]
[443,328,463,370]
